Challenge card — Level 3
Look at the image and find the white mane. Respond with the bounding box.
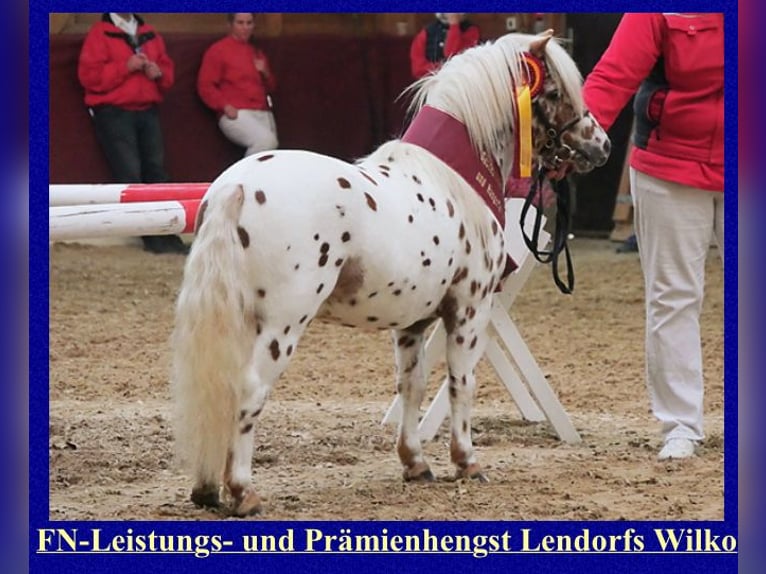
[405,33,584,162]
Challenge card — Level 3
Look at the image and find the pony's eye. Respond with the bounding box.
[546,90,561,101]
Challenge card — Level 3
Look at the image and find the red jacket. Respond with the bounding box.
[78,14,174,110]
[583,13,724,191]
[410,21,480,79]
[197,36,277,115]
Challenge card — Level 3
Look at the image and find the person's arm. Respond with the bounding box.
[254,49,277,92]
[409,29,436,79]
[197,45,226,113]
[582,13,664,131]
[443,22,480,57]
[149,32,174,91]
[78,25,134,93]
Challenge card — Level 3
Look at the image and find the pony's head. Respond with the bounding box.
[406,30,610,180]
[505,30,610,175]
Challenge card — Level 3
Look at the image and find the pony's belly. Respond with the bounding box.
[317,288,441,331]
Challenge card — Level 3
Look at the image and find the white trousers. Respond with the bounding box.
[219,109,278,157]
[630,168,724,442]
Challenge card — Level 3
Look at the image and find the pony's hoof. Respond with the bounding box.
[456,464,489,483]
[190,485,220,508]
[403,464,435,482]
[232,490,263,517]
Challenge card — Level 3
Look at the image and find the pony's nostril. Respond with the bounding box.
[603,139,611,155]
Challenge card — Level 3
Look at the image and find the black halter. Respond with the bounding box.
[533,100,584,170]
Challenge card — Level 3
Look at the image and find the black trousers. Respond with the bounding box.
[90,105,168,184]
[90,105,185,253]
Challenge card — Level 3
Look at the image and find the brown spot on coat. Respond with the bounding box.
[257,289,266,298]
[241,423,253,434]
[437,293,458,334]
[412,175,422,184]
[446,199,455,217]
[338,177,351,189]
[451,267,469,285]
[360,170,378,186]
[318,254,329,267]
[255,190,266,204]
[269,339,281,360]
[364,193,378,211]
[257,154,274,161]
[237,226,250,248]
[341,231,351,242]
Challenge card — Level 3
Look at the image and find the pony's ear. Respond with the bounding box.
[529,29,554,56]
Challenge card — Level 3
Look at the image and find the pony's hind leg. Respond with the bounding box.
[223,365,270,516]
[393,321,435,481]
[224,322,304,516]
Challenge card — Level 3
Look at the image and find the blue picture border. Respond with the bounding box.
[32,1,738,572]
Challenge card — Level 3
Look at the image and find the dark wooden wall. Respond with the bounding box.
[50,13,568,39]
[49,13,628,233]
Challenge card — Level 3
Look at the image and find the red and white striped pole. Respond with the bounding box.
[49,183,211,206]
[50,200,201,241]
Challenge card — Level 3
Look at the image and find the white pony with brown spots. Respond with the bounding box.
[172,30,610,516]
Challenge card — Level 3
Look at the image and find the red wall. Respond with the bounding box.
[49,34,413,184]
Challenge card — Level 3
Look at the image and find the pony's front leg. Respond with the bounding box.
[392,328,434,481]
[445,305,491,482]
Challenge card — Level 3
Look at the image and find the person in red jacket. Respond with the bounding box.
[409,13,480,79]
[78,13,186,254]
[582,13,724,460]
[197,13,278,157]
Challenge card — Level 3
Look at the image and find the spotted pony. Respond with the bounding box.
[171,30,610,516]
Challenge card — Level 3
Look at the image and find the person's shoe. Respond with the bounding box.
[658,438,696,460]
[616,234,638,253]
[141,235,189,255]
[163,234,190,254]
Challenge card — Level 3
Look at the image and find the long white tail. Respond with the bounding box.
[171,184,254,486]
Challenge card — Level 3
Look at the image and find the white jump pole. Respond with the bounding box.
[50,200,201,241]
[49,183,210,206]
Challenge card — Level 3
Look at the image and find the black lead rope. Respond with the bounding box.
[519,166,575,294]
